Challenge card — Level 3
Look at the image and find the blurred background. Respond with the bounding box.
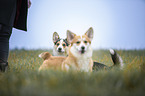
[10,0,145,50]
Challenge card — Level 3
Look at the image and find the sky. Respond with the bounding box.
[10,0,145,50]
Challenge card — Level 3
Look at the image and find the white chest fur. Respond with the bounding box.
[77,58,91,72]
[70,45,92,72]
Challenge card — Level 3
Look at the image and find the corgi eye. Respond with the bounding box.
[76,41,80,44]
[62,44,66,47]
[57,43,59,46]
[84,41,87,43]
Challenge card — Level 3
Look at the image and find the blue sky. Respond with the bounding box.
[10,0,145,50]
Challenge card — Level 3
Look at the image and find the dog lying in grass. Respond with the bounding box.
[38,52,66,71]
[39,27,93,72]
[39,50,123,71]
[39,27,123,71]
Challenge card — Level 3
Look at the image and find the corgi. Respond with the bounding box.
[38,49,124,71]
[62,27,94,72]
[52,31,124,70]
[38,52,66,71]
[53,32,69,57]
[38,28,124,71]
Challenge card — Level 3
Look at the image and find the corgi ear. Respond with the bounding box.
[67,30,76,44]
[85,27,93,41]
[64,38,69,46]
[53,32,60,43]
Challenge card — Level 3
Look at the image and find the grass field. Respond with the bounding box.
[0,49,145,96]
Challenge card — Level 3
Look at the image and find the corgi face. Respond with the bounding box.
[53,32,69,56]
[70,35,91,54]
[54,39,68,52]
[67,27,93,56]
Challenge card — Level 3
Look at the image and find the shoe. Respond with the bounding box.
[0,62,8,72]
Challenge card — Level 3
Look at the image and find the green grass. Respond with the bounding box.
[0,49,145,96]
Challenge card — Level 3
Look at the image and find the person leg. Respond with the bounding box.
[0,24,12,72]
[0,0,17,72]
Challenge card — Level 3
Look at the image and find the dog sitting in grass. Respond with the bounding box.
[61,27,94,72]
[39,27,93,72]
[39,27,123,71]
[52,29,123,71]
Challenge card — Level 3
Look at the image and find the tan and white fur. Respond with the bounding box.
[62,27,94,72]
[53,32,68,57]
[38,52,66,71]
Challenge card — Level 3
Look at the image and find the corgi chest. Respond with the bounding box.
[76,58,91,72]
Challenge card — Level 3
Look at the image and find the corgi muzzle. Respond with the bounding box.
[57,47,64,52]
[79,46,86,54]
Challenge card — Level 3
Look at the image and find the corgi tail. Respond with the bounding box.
[38,52,52,60]
[109,49,124,69]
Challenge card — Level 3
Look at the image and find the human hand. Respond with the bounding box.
[28,0,31,8]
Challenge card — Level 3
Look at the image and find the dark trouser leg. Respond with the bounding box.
[0,24,12,72]
[0,0,17,72]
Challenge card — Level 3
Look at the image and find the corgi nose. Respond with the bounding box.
[58,47,62,51]
[81,46,85,50]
